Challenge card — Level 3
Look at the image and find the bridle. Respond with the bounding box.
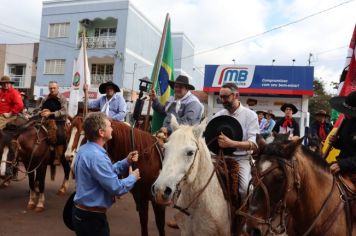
[238,152,352,236]
[171,140,217,216]
[238,157,301,235]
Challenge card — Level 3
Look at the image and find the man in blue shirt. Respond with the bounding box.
[72,112,140,236]
[85,81,127,121]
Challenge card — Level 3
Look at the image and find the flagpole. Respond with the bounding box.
[144,13,170,132]
[82,31,89,117]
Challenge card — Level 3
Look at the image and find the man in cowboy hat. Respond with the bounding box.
[149,75,203,134]
[86,81,127,121]
[329,91,356,175]
[273,103,300,136]
[310,110,332,142]
[260,110,276,139]
[0,75,24,129]
[37,81,68,165]
[214,82,259,200]
[256,110,267,132]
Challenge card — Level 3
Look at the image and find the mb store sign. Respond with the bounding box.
[204,65,314,136]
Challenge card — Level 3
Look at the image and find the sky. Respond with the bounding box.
[0,0,355,94]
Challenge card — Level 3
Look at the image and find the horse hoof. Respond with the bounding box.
[35,207,44,212]
[27,204,36,210]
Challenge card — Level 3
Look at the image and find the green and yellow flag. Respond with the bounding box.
[151,17,174,133]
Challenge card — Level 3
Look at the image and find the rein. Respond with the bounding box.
[238,156,352,236]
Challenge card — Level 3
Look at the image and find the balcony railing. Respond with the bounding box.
[91,74,113,86]
[78,36,116,49]
[9,75,26,88]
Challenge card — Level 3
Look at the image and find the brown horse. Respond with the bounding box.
[1,119,71,211]
[65,116,166,236]
[240,136,356,236]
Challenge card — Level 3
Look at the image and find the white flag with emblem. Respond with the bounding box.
[68,39,91,117]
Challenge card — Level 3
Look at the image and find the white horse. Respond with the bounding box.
[152,116,231,236]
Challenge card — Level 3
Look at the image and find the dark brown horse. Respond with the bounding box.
[240,136,356,236]
[0,119,71,211]
[65,116,166,236]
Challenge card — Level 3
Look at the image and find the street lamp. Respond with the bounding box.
[272,59,276,65]
[232,59,236,65]
[292,59,296,66]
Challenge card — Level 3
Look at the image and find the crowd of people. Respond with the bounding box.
[1,73,356,234]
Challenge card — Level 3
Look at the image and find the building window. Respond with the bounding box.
[48,23,70,38]
[94,28,116,37]
[44,59,65,74]
[91,64,114,85]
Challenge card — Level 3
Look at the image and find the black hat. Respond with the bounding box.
[256,110,266,115]
[280,103,298,114]
[314,109,330,117]
[266,110,275,119]
[62,192,76,231]
[330,91,356,117]
[99,81,120,94]
[168,75,195,90]
[204,115,243,155]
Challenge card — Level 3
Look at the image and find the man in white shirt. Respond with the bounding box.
[214,83,259,199]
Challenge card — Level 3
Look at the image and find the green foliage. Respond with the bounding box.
[308,78,332,122]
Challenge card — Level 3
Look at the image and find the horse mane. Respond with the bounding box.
[263,139,329,172]
[109,121,157,162]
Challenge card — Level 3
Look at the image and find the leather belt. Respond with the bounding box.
[75,204,107,213]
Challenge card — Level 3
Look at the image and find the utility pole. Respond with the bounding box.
[308,53,313,66]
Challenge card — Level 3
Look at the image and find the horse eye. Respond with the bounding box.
[187,150,194,156]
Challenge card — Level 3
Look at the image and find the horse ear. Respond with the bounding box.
[193,118,207,139]
[282,137,304,159]
[170,115,179,131]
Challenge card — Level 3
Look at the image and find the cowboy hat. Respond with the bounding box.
[256,110,266,116]
[204,115,243,155]
[314,109,330,117]
[280,103,298,114]
[99,81,120,94]
[330,91,356,117]
[42,98,62,112]
[0,75,14,84]
[266,110,275,119]
[168,75,195,90]
[62,192,75,231]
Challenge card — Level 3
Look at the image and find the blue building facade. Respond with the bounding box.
[35,0,202,99]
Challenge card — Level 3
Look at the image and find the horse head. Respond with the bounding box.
[244,136,304,236]
[152,115,208,206]
[64,116,85,162]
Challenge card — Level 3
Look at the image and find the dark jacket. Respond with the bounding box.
[310,121,332,140]
[334,117,356,174]
[273,117,300,136]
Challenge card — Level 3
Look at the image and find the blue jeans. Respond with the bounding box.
[72,206,110,236]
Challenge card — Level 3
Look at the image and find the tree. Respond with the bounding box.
[308,78,332,123]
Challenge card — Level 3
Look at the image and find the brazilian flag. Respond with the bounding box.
[151,18,174,133]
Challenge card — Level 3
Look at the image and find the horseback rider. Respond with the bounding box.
[273,103,300,136]
[37,81,68,166]
[329,91,356,175]
[310,109,333,142]
[214,83,259,200]
[0,75,24,129]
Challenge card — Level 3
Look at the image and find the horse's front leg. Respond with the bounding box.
[132,186,149,236]
[151,199,166,236]
[34,165,47,212]
[57,153,71,196]
[27,172,37,210]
